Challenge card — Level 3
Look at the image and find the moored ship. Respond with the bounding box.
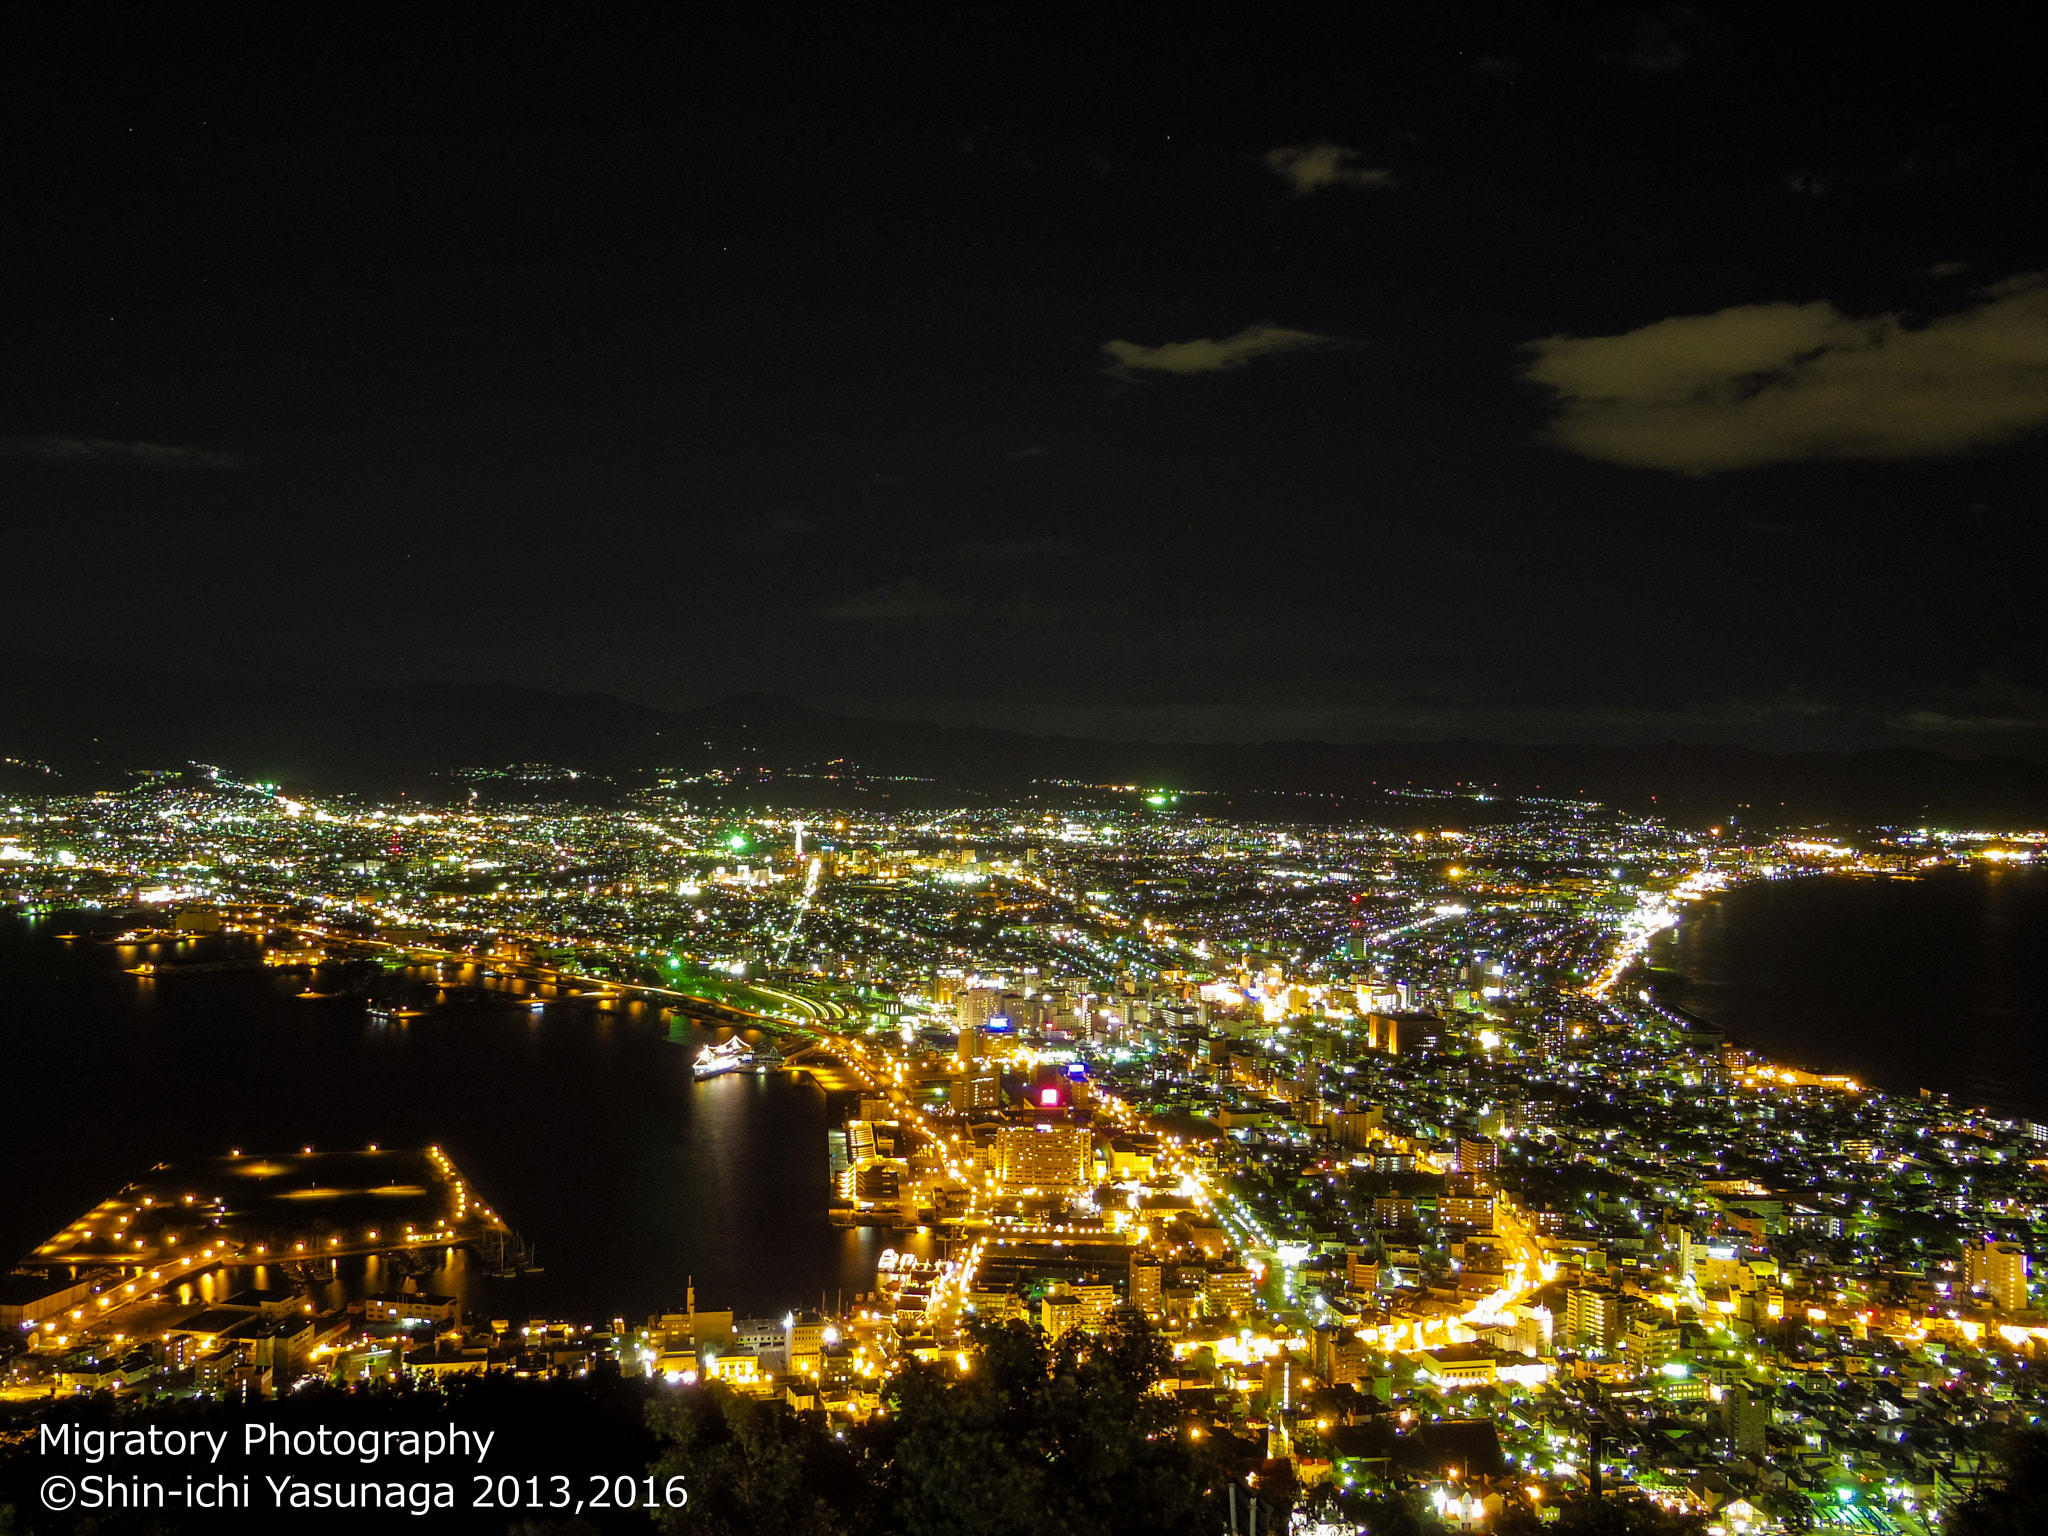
[692,1036,756,1079]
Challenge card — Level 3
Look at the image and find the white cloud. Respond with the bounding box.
[1102,324,1332,377]
[1262,142,1395,194]
[0,435,243,469]
[1523,273,2048,471]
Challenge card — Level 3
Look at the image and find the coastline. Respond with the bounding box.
[1650,863,2048,1120]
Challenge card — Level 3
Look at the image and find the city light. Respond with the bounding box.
[5,774,2041,1528]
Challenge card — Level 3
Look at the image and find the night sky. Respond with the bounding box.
[4,7,2044,754]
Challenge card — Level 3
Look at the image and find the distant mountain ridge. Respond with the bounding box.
[4,652,2046,828]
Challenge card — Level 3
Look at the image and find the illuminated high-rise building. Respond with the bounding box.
[1130,1255,1163,1315]
[1345,1246,1380,1292]
[1564,1286,1621,1353]
[1968,1240,2029,1312]
[1723,1383,1770,1458]
[1040,1284,1082,1339]
[991,1125,1090,1194]
[949,1073,1000,1111]
[1204,1266,1255,1318]
[1457,1137,1497,1173]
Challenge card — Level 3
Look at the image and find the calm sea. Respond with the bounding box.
[0,917,924,1323]
[1655,865,2048,1119]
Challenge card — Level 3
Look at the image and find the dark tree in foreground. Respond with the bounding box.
[885,1312,1218,1536]
[646,1309,1219,1536]
[1947,1429,2048,1536]
[647,1384,872,1536]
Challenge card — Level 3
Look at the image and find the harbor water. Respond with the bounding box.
[0,917,928,1323]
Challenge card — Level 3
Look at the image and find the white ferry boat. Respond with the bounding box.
[692,1036,756,1079]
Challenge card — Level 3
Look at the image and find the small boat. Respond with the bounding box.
[479,1229,536,1278]
[126,956,262,977]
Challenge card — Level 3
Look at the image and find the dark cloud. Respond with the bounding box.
[1897,710,2048,733]
[812,578,967,622]
[730,515,821,549]
[0,436,243,470]
[1607,5,1710,73]
[1896,152,1971,182]
[949,538,1082,562]
[1261,142,1396,194]
[1102,324,1336,378]
[1781,170,1838,196]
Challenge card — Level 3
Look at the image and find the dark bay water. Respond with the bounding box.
[1654,865,2048,1118]
[0,918,921,1323]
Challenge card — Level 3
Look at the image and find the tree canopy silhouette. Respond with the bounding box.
[647,1310,1221,1536]
[1946,1429,2048,1536]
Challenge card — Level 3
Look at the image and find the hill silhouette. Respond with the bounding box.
[4,652,2046,827]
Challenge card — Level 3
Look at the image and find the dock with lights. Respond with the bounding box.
[21,1146,516,1276]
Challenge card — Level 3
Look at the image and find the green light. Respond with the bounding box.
[1146,795,1168,806]
[728,834,747,850]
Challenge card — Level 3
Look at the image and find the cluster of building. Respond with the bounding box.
[4,769,2046,1531]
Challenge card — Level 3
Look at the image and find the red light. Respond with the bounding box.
[1039,1088,1060,1107]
